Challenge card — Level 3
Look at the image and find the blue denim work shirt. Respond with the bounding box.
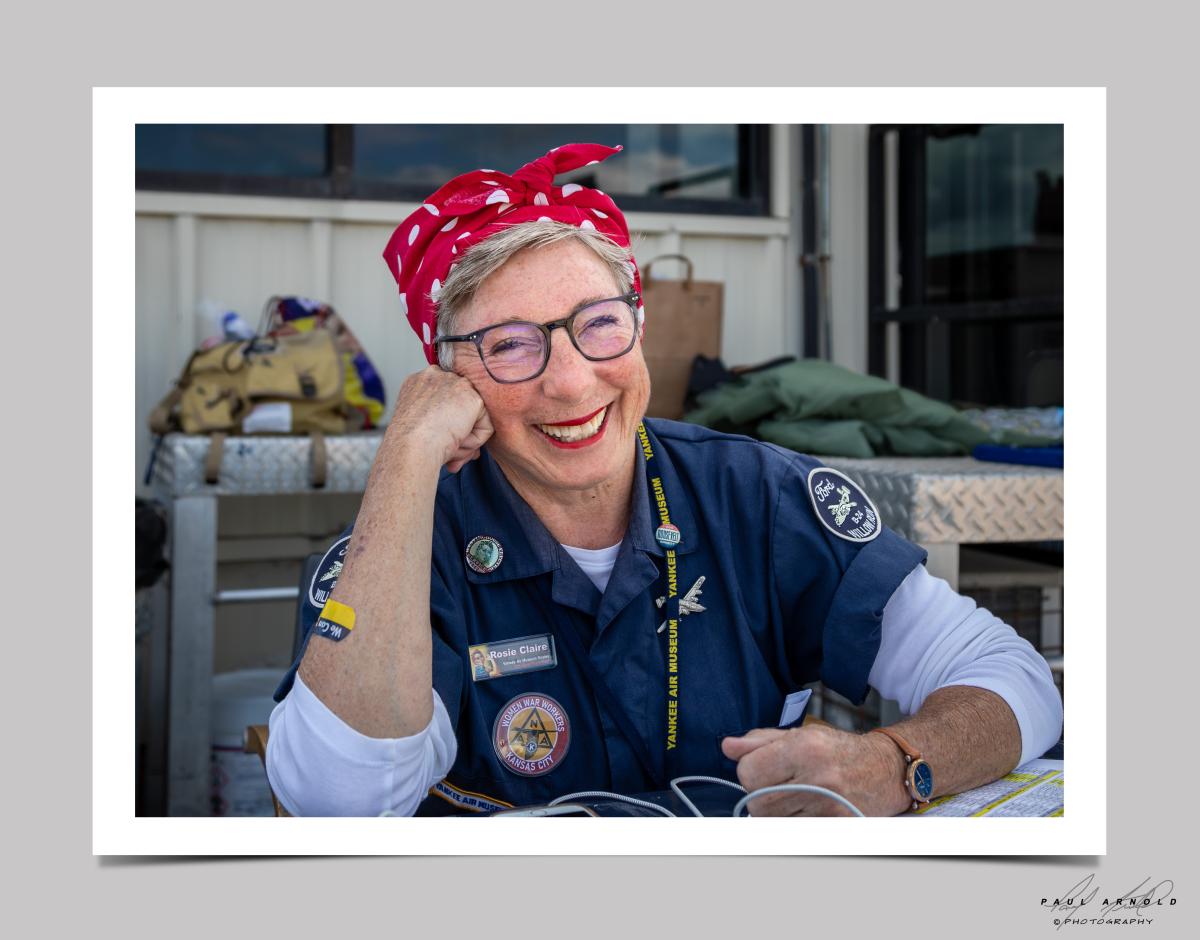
[275,418,926,814]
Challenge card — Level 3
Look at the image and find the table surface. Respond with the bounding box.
[152,432,384,497]
[819,454,1063,544]
[151,434,1064,545]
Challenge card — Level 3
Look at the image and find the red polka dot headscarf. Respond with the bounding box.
[382,142,642,365]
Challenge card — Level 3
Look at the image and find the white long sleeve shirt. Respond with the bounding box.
[266,561,1062,817]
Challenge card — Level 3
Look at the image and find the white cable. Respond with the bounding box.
[548,789,677,817]
[383,779,861,817]
[732,783,866,817]
[668,775,747,818]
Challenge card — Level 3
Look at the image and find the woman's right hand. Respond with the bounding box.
[382,365,494,473]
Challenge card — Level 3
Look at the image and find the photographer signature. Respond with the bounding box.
[1043,874,1176,927]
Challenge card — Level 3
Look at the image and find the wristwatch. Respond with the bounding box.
[869,727,934,811]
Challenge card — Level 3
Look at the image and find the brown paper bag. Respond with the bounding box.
[639,255,724,419]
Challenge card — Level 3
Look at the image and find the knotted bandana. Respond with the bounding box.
[382,143,642,364]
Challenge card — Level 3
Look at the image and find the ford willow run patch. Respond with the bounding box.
[309,534,351,608]
[806,467,882,543]
[492,693,571,777]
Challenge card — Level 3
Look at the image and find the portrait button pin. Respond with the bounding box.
[655,523,681,548]
[465,535,504,574]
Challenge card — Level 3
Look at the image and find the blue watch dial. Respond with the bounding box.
[912,760,934,799]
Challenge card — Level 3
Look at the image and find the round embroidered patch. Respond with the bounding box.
[492,692,571,777]
[465,535,504,574]
[806,467,882,543]
[308,534,351,608]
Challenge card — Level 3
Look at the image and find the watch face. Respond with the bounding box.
[911,760,934,800]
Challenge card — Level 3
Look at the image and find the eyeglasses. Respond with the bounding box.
[435,291,641,384]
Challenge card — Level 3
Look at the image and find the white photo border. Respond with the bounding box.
[96,86,1103,855]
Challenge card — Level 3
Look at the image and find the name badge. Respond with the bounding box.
[468,633,557,682]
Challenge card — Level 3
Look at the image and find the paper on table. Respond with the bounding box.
[909,758,1064,817]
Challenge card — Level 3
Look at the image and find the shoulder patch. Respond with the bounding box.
[308,534,351,609]
[806,467,882,543]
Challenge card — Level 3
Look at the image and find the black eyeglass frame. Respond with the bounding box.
[434,290,642,384]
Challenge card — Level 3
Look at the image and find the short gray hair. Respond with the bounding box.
[434,220,636,370]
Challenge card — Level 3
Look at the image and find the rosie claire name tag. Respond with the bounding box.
[468,634,558,682]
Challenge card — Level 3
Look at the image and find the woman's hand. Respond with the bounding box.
[382,365,494,473]
[721,723,909,816]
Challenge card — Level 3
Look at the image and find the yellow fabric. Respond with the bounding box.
[341,352,385,426]
[320,599,356,630]
[287,316,318,333]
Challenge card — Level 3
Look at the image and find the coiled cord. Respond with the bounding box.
[378,776,868,817]
[548,790,677,817]
[731,783,865,817]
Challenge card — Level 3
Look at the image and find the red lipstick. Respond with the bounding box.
[534,404,611,449]
[540,405,607,427]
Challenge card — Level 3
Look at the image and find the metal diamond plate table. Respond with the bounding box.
[153,432,384,496]
[819,455,1064,550]
[151,433,382,816]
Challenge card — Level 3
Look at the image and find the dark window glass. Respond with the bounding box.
[925,125,1063,304]
[353,124,741,202]
[136,125,328,178]
[868,124,1064,407]
[135,125,766,214]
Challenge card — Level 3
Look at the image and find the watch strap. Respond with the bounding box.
[869,726,922,762]
[869,726,931,809]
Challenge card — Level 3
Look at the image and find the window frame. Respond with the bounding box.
[136,124,772,217]
[867,123,1064,403]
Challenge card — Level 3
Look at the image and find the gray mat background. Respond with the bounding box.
[8,1,1192,936]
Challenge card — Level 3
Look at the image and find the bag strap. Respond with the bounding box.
[148,346,210,434]
[148,383,185,435]
[204,432,227,484]
[202,431,327,487]
[309,431,327,488]
[642,254,694,288]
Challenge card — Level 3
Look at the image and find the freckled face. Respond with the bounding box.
[450,239,650,497]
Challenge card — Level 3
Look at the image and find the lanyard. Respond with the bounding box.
[518,423,685,791]
[637,423,683,776]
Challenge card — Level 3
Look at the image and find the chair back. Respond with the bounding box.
[243,724,290,816]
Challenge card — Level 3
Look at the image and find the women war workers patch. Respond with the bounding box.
[492,692,571,777]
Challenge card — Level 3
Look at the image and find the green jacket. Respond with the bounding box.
[684,359,1060,458]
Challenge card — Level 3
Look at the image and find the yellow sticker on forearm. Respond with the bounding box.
[314,599,355,642]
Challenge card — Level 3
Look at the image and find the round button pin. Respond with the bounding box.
[655,523,681,548]
[465,535,504,574]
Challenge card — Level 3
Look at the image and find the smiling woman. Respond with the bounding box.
[264,143,1062,819]
[445,238,651,531]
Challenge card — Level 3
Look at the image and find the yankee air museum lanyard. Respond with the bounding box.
[520,423,685,792]
[640,422,686,781]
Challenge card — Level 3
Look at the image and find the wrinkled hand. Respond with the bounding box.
[383,365,494,473]
[721,724,908,817]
